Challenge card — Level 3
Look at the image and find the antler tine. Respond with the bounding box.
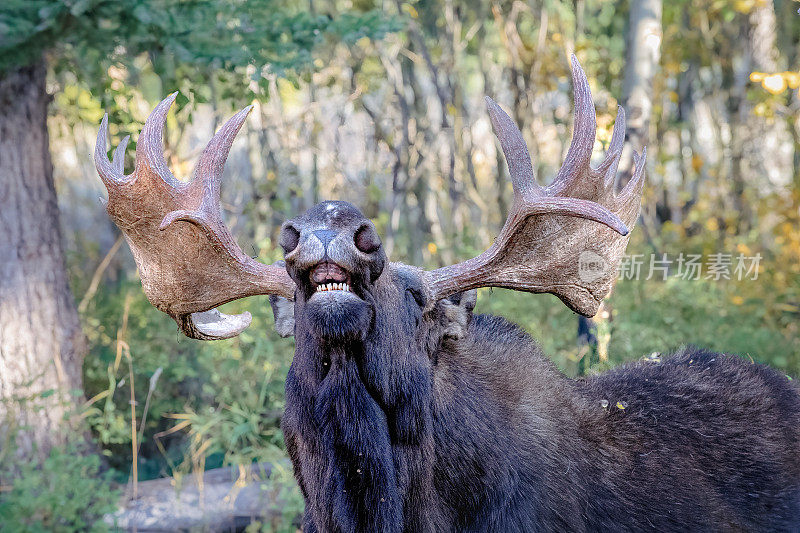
[621,147,647,201]
[525,197,629,235]
[485,96,539,197]
[193,105,253,211]
[135,92,181,189]
[95,114,126,185]
[111,135,130,175]
[597,106,626,187]
[550,55,597,195]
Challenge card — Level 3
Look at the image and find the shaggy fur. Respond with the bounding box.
[276,201,800,532]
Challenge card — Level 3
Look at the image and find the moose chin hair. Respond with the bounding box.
[305,291,373,342]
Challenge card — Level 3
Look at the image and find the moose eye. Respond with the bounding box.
[279,225,300,254]
[354,225,381,254]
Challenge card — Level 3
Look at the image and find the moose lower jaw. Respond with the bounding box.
[305,290,373,342]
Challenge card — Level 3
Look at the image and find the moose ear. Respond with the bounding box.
[439,289,477,340]
[268,260,295,337]
[269,294,295,338]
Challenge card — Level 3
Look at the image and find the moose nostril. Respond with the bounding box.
[279,225,300,254]
[354,225,381,254]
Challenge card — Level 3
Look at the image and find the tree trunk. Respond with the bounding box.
[0,62,87,458]
[619,0,662,186]
[728,0,787,232]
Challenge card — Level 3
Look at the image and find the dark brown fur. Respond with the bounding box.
[432,314,800,531]
[273,201,800,532]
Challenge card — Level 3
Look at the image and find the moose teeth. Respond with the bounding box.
[315,282,351,293]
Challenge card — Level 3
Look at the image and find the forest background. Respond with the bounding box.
[1,0,799,530]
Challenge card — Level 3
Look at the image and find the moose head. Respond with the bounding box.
[94,56,643,344]
[95,57,661,531]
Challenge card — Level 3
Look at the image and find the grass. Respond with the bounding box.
[476,276,799,377]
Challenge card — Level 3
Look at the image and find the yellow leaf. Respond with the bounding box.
[154,419,192,439]
[83,389,111,408]
[734,0,762,14]
[402,3,418,18]
[754,102,770,117]
[64,85,79,100]
[427,242,437,254]
[785,72,800,89]
[691,154,703,172]
[762,74,787,94]
[732,296,744,305]
[664,61,682,75]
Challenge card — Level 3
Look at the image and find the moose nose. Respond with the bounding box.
[313,230,337,249]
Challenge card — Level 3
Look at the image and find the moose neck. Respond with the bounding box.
[287,276,437,532]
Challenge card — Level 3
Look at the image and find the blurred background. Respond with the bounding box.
[1,0,799,530]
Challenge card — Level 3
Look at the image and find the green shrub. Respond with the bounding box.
[0,444,119,532]
[476,275,800,377]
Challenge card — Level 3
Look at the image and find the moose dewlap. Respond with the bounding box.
[95,56,800,531]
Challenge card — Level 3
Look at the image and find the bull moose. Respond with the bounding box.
[95,57,800,531]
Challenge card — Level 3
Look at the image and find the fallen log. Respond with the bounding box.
[104,462,295,531]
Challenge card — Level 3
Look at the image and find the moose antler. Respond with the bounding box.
[95,94,295,340]
[424,56,645,316]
